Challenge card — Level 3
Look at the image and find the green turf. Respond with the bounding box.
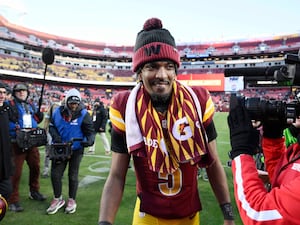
[3,112,243,225]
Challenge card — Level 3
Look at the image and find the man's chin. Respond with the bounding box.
[150,93,171,104]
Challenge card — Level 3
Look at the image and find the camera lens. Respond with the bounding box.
[55,148,63,154]
[244,98,263,120]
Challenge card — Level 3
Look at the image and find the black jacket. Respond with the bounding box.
[93,103,108,133]
[0,102,14,180]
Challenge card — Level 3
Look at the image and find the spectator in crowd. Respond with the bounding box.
[4,84,12,101]
[42,101,61,178]
[98,18,235,225]
[47,88,95,215]
[0,82,14,201]
[228,94,300,225]
[7,83,46,212]
[88,99,111,155]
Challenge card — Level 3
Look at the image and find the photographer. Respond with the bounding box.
[46,88,95,215]
[228,94,300,225]
[7,83,46,212]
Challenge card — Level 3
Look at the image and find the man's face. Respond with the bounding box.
[68,102,79,112]
[138,61,176,100]
[0,88,7,106]
[14,89,28,101]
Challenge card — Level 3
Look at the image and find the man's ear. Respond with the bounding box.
[135,67,142,81]
[137,73,142,82]
[135,70,142,82]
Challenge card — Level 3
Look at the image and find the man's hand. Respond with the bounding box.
[227,94,259,159]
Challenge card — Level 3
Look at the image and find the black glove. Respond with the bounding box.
[80,141,88,147]
[227,95,260,159]
[81,141,91,147]
[262,114,286,139]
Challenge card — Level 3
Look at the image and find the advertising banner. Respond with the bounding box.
[177,73,225,91]
[224,76,244,91]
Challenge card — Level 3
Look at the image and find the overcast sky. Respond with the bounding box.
[1,0,300,45]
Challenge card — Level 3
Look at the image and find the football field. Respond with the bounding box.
[3,112,243,225]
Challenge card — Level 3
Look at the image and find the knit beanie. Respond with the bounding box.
[66,88,81,104]
[132,18,180,72]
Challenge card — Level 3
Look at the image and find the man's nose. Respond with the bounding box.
[155,67,168,79]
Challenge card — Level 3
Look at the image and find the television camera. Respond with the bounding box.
[224,51,300,122]
[49,138,83,162]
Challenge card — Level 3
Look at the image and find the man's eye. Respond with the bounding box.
[167,64,175,69]
[144,65,155,70]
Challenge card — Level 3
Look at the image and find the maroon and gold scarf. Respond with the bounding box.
[125,81,208,173]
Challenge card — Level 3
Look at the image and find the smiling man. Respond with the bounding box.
[98,18,235,225]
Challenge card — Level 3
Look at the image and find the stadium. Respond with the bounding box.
[1,14,300,111]
[1,12,300,225]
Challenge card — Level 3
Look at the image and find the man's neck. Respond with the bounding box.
[152,99,170,113]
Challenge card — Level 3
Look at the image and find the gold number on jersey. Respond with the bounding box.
[158,168,182,196]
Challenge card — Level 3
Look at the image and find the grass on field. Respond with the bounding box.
[3,112,243,225]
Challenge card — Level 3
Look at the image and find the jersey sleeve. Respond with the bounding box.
[109,91,130,134]
[109,91,131,153]
[191,86,215,129]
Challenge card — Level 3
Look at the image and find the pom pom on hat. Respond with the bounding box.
[132,18,180,72]
[143,18,163,31]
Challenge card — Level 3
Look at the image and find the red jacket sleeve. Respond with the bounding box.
[261,137,285,182]
[232,154,300,225]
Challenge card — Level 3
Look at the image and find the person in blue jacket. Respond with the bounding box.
[7,83,45,212]
[46,88,95,215]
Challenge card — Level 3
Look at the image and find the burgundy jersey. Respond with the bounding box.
[109,85,215,218]
[134,156,201,218]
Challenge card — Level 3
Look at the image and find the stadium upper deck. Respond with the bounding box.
[1,14,300,62]
[1,14,300,90]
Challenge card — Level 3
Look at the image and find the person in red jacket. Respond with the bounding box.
[228,94,300,225]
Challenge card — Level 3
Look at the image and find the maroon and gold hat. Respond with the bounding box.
[132,18,180,72]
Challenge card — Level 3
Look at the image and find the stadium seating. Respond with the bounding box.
[0,14,299,111]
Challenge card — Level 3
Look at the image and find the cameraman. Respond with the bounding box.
[7,83,45,212]
[46,88,95,215]
[228,94,300,225]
